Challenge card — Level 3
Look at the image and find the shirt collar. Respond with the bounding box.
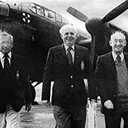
[64,44,74,51]
[0,52,12,59]
[112,51,124,61]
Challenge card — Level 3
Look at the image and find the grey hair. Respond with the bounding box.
[0,30,13,43]
[59,24,77,35]
[110,31,126,40]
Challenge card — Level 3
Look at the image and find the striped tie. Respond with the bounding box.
[115,55,121,67]
[3,54,9,69]
[67,47,73,65]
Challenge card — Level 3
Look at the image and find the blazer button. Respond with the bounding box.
[71,85,73,88]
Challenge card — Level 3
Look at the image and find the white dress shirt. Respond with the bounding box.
[0,52,12,68]
[112,51,124,62]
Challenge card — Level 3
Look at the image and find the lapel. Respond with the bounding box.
[59,44,67,58]
[10,53,13,67]
[74,45,83,64]
[58,44,69,64]
[58,44,83,66]
[107,52,117,77]
[10,53,18,70]
[0,53,15,73]
[0,60,2,69]
[124,53,128,69]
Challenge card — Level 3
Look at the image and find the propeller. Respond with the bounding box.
[67,0,128,24]
[67,6,88,22]
[67,1,128,71]
[102,0,128,23]
[67,0,128,49]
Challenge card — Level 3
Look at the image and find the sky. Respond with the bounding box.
[3,0,128,33]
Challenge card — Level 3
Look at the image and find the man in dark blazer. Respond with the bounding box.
[42,24,96,128]
[0,30,32,128]
[95,31,128,128]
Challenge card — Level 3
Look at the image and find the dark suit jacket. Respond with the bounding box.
[42,44,96,109]
[0,53,32,113]
[95,52,128,115]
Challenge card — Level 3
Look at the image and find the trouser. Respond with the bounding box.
[0,105,21,128]
[53,105,86,128]
[105,101,128,128]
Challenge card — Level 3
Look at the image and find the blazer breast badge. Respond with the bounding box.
[81,61,84,71]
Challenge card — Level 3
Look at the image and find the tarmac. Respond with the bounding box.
[20,82,123,128]
[20,103,55,128]
[20,101,105,128]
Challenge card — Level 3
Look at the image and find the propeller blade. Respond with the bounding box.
[67,7,88,22]
[102,0,128,23]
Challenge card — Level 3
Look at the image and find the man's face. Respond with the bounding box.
[0,36,13,54]
[61,27,77,47]
[109,32,126,54]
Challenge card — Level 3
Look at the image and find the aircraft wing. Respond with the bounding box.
[109,23,128,34]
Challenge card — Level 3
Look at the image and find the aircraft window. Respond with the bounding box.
[22,12,31,23]
[22,12,26,16]
[62,17,68,23]
[36,6,44,16]
[0,3,9,17]
[29,4,36,13]
[27,14,30,18]
[44,8,55,21]
[56,13,62,22]
[18,3,37,14]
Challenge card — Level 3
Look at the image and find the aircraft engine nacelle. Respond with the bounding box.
[0,2,9,17]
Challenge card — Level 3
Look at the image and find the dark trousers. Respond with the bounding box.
[53,105,86,128]
[105,102,128,128]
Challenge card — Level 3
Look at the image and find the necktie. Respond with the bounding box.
[3,54,9,69]
[67,47,73,65]
[115,55,121,67]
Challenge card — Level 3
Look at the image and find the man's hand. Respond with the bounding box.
[90,99,97,103]
[104,100,114,109]
[25,103,32,113]
[90,99,97,107]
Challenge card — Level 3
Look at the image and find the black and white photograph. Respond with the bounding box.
[0,0,128,128]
